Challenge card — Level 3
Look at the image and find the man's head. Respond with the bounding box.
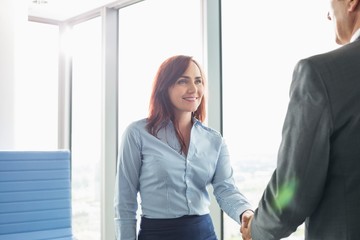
[327,0,360,44]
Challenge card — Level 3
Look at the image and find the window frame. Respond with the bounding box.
[28,0,224,239]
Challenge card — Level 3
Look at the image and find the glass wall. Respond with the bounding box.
[25,0,204,239]
[117,0,203,234]
[221,0,338,239]
[23,0,342,239]
[71,17,102,240]
[117,0,203,134]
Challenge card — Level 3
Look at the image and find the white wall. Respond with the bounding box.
[0,1,28,149]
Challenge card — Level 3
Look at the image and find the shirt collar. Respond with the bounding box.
[350,28,360,42]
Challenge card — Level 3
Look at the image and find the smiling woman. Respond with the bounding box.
[114,55,253,240]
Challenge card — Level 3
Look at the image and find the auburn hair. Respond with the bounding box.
[146,55,206,151]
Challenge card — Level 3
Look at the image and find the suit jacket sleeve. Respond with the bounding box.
[251,58,333,239]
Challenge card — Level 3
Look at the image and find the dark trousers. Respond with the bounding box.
[138,214,218,240]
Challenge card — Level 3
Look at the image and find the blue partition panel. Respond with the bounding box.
[0,150,73,240]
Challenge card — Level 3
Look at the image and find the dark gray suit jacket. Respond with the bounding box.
[251,36,360,240]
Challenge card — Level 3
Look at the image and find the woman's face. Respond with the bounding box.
[168,61,204,119]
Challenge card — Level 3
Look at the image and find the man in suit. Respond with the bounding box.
[240,0,360,239]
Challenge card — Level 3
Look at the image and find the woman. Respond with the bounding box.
[114,55,253,240]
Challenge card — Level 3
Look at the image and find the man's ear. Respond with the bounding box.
[349,0,360,12]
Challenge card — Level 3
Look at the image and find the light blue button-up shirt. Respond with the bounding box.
[114,118,252,240]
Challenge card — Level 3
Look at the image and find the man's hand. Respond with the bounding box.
[240,210,254,240]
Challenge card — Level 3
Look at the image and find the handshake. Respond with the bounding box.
[240,210,254,240]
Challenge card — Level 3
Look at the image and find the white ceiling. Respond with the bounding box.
[28,0,117,21]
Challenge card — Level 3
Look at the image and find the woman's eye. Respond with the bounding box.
[195,79,202,84]
[177,79,187,84]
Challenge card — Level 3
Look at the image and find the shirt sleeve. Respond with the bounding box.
[251,59,332,239]
[212,138,253,225]
[114,124,142,240]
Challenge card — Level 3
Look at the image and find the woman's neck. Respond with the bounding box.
[173,113,193,155]
[173,112,192,126]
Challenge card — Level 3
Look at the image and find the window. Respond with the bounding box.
[14,21,58,150]
[117,0,203,134]
[117,0,203,234]
[71,17,102,240]
[22,1,339,239]
[221,0,338,239]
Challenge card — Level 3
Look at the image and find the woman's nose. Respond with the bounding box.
[187,82,197,92]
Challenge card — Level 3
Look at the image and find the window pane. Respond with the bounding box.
[14,21,58,149]
[118,0,203,135]
[221,1,337,239]
[71,17,102,240]
[117,0,202,233]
